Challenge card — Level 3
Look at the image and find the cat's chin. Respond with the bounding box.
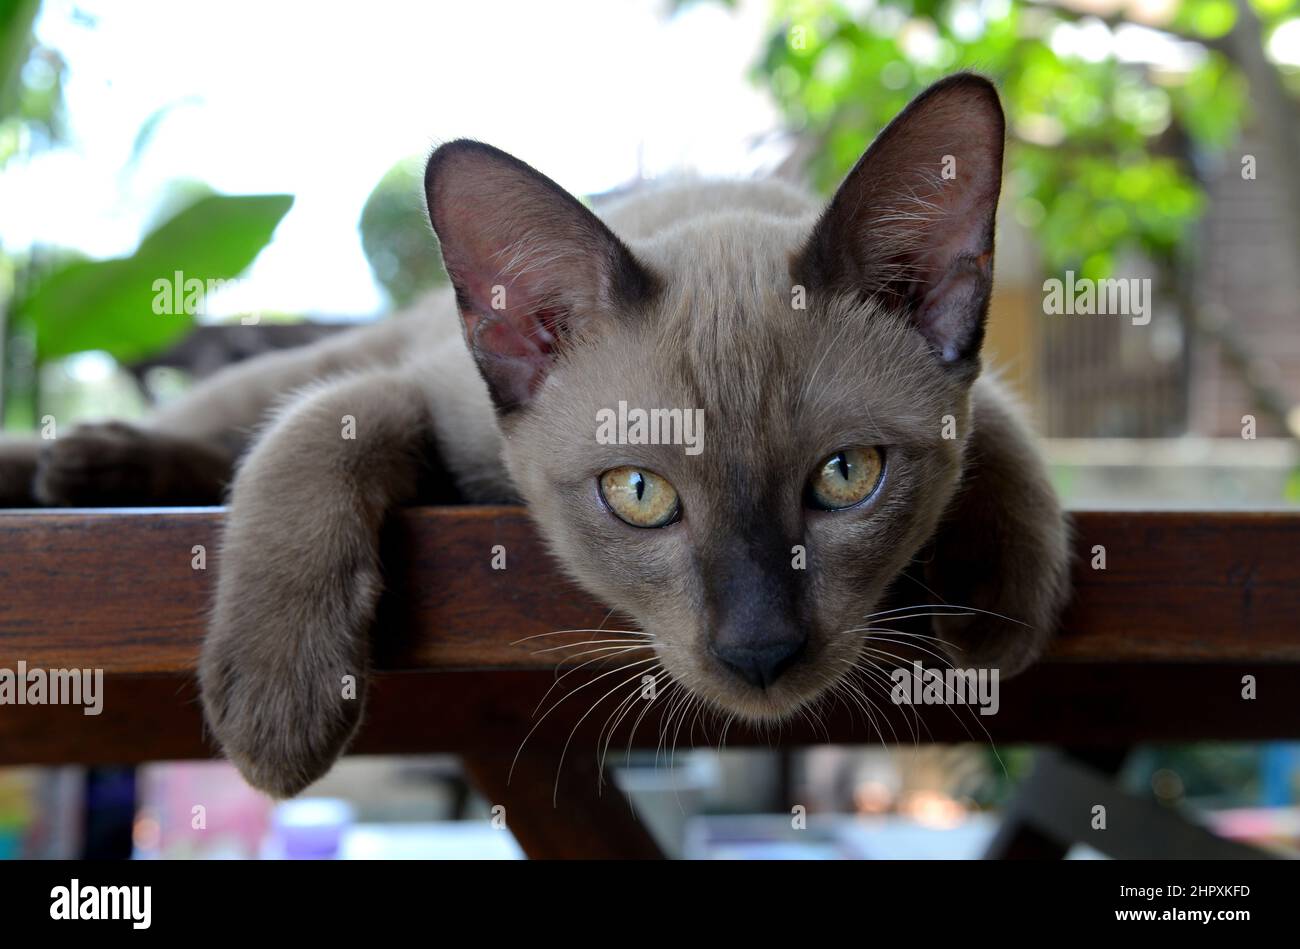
[660,638,861,725]
[678,670,837,725]
[713,686,832,726]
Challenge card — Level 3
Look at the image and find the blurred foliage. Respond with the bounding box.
[749,0,1270,280]
[0,1,293,429]
[0,0,62,167]
[140,177,218,233]
[359,156,446,308]
[1286,466,1300,502]
[14,193,293,364]
[1131,743,1265,807]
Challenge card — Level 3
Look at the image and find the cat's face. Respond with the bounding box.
[500,235,971,719]
[426,74,1005,722]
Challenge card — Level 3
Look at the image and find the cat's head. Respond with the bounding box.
[425,74,1004,722]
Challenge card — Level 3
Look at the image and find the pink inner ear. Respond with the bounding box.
[458,265,567,407]
[427,141,656,408]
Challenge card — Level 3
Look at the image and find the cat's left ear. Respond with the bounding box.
[425,140,658,413]
[793,73,1005,372]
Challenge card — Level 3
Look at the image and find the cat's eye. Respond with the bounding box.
[599,466,681,528]
[807,446,885,510]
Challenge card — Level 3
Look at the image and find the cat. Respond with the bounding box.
[0,73,1070,797]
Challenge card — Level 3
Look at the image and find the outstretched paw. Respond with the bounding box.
[199,636,368,798]
[34,421,229,505]
[198,544,382,797]
[35,422,157,505]
[0,437,41,506]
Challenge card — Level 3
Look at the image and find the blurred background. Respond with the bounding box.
[1,0,1298,859]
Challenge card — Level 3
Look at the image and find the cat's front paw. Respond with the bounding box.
[196,366,424,796]
[0,444,38,506]
[34,421,154,505]
[199,544,381,798]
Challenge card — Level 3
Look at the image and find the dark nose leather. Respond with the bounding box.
[703,514,807,689]
[711,637,806,688]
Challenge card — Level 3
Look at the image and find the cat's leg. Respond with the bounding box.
[27,344,321,506]
[3,313,427,506]
[1,351,306,506]
[33,422,237,506]
[198,366,434,797]
[0,437,42,506]
[923,376,1072,676]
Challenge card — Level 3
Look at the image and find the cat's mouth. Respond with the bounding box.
[666,635,852,723]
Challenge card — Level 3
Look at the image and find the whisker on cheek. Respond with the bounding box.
[859,661,929,747]
[863,602,1030,628]
[626,679,682,768]
[510,628,653,646]
[835,661,914,748]
[655,686,693,769]
[530,638,653,655]
[851,643,1007,774]
[857,629,959,667]
[510,655,660,786]
[553,662,662,807]
[531,644,655,715]
[597,666,671,787]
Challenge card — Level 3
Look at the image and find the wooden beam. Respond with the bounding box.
[2,507,1298,674]
[1,508,1298,766]
[461,750,664,860]
[3,662,1297,766]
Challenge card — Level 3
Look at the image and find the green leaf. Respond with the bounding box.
[16,193,293,364]
[359,157,446,308]
[0,0,41,119]
[747,0,1237,283]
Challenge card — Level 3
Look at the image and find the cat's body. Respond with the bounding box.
[0,177,826,509]
[0,75,1071,797]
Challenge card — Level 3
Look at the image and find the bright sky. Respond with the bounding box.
[3,0,780,317]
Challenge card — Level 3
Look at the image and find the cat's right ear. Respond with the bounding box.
[424,141,658,413]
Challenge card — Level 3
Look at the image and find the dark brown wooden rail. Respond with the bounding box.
[3,507,1298,673]
[2,507,1297,858]
[1,504,1298,763]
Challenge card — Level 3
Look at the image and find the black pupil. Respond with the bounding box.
[835,453,850,481]
[633,472,645,501]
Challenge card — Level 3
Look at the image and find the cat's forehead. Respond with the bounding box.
[642,244,801,419]
[639,222,911,382]
[570,237,952,456]
[639,216,809,361]
[640,212,802,302]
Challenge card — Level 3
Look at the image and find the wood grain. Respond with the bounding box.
[2,507,1297,675]
[0,506,1298,766]
[1,663,1297,766]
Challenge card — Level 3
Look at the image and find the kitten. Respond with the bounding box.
[0,74,1070,797]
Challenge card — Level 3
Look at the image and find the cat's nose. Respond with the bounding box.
[711,637,806,689]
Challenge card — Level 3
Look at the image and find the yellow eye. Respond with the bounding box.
[599,467,681,528]
[807,447,884,510]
